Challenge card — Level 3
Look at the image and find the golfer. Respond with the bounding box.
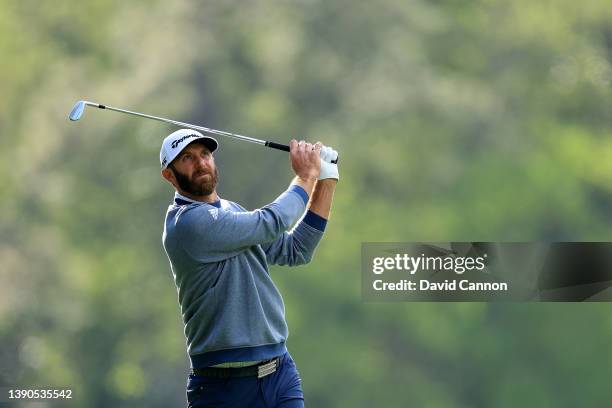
[160,129,338,407]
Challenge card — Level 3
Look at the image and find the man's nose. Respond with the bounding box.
[195,156,210,169]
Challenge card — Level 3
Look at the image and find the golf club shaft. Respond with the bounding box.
[84,102,271,147]
[74,101,338,163]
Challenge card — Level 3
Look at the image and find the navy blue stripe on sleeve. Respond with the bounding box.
[288,185,309,206]
[303,210,327,232]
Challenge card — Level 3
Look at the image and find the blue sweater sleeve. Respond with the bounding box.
[261,210,326,266]
[176,188,307,261]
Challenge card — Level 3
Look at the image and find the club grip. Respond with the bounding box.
[265,141,290,152]
[265,141,339,164]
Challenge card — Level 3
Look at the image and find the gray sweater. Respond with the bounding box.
[162,186,326,367]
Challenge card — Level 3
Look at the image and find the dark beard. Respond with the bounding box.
[170,165,218,196]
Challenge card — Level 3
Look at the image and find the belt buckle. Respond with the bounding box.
[257,359,277,379]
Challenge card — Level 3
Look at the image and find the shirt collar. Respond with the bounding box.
[173,192,221,208]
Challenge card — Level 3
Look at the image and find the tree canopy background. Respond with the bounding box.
[1,0,612,406]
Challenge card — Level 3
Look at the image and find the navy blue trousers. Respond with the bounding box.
[186,352,304,407]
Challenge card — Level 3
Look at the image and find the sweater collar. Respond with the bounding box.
[174,192,221,208]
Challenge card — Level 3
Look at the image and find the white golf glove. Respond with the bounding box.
[319,145,339,181]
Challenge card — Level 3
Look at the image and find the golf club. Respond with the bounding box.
[68,100,338,163]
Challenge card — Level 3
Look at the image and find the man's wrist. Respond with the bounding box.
[308,179,336,219]
[316,179,338,187]
[297,176,317,183]
[297,170,319,182]
[292,176,316,198]
[313,179,338,192]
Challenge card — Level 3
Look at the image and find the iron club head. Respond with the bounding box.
[69,100,86,121]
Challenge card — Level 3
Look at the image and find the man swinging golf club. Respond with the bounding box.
[160,128,338,407]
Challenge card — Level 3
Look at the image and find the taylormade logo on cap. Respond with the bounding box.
[160,129,218,169]
[171,134,199,149]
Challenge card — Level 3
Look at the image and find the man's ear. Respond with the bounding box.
[161,168,176,186]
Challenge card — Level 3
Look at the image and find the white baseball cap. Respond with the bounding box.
[160,129,218,169]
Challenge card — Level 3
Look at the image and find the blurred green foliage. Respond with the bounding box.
[1,0,612,406]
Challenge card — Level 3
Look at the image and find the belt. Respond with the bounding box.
[190,357,280,379]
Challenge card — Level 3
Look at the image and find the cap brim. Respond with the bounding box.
[187,136,218,154]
